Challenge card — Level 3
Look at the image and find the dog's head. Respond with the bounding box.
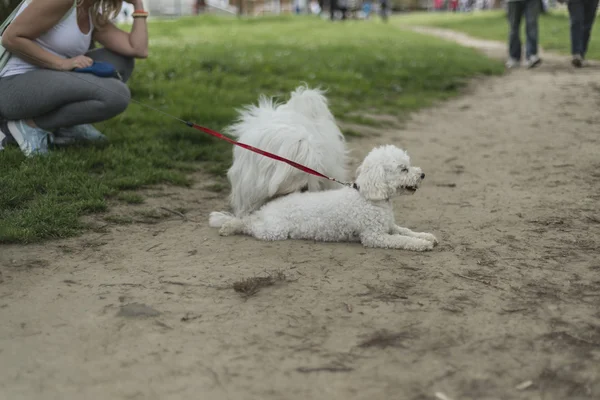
[355,145,425,201]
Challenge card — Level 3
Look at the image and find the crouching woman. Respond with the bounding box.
[0,0,148,156]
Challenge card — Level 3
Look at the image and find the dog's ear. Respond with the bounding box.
[355,163,389,201]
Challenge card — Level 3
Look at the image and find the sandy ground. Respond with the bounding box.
[2,27,600,400]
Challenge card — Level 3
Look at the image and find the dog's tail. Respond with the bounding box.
[283,85,333,121]
[209,211,236,228]
[224,95,279,139]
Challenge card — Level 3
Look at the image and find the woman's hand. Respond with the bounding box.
[58,55,94,71]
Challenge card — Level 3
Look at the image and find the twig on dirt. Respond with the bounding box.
[63,279,79,285]
[436,183,457,188]
[181,313,202,322]
[452,272,505,291]
[296,365,353,373]
[585,215,600,224]
[146,243,161,252]
[99,283,146,288]
[159,279,229,290]
[358,330,413,349]
[434,392,454,400]
[399,265,420,271]
[160,207,187,221]
[155,321,173,330]
[553,163,574,168]
[160,280,188,286]
[563,332,600,346]
[515,380,534,390]
[441,305,463,313]
[501,307,528,313]
[343,302,353,313]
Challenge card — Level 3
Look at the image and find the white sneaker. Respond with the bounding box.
[53,124,107,147]
[0,120,50,157]
[0,129,6,151]
[505,58,520,69]
[526,54,542,69]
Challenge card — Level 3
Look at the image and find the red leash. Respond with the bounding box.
[186,121,355,188]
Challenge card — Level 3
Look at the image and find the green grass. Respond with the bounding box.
[397,9,600,59]
[0,15,503,244]
[116,192,145,204]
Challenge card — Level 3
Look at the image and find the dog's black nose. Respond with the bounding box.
[421,173,425,180]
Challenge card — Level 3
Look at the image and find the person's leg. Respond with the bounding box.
[524,0,541,66]
[49,48,136,144]
[507,1,525,65]
[381,0,388,20]
[568,0,585,64]
[0,69,130,154]
[0,73,58,155]
[582,0,599,59]
[49,48,135,144]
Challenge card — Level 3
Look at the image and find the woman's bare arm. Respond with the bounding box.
[93,0,148,59]
[1,0,90,70]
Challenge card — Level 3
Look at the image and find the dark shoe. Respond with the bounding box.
[572,54,583,68]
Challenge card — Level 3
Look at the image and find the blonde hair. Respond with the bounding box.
[87,0,123,28]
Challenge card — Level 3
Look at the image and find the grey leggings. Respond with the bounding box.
[0,48,134,131]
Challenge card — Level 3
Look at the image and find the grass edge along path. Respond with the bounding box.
[0,15,504,244]
[395,10,600,60]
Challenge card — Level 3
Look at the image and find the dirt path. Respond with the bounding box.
[2,29,600,400]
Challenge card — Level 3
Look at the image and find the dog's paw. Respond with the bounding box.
[219,226,233,236]
[407,238,434,252]
[418,233,438,246]
[418,240,434,252]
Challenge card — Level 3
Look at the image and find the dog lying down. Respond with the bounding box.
[209,145,438,251]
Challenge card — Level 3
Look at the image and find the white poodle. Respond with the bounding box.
[209,145,438,251]
[224,85,349,217]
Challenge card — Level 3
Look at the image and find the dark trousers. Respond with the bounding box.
[568,0,600,57]
[507,0,540,60]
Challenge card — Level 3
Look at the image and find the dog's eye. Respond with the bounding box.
[400,167,409,173]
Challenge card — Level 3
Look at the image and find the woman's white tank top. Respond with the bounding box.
[0,1,94,78]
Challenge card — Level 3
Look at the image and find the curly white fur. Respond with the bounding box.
[210,145,438,251]
[224,85,350,217]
